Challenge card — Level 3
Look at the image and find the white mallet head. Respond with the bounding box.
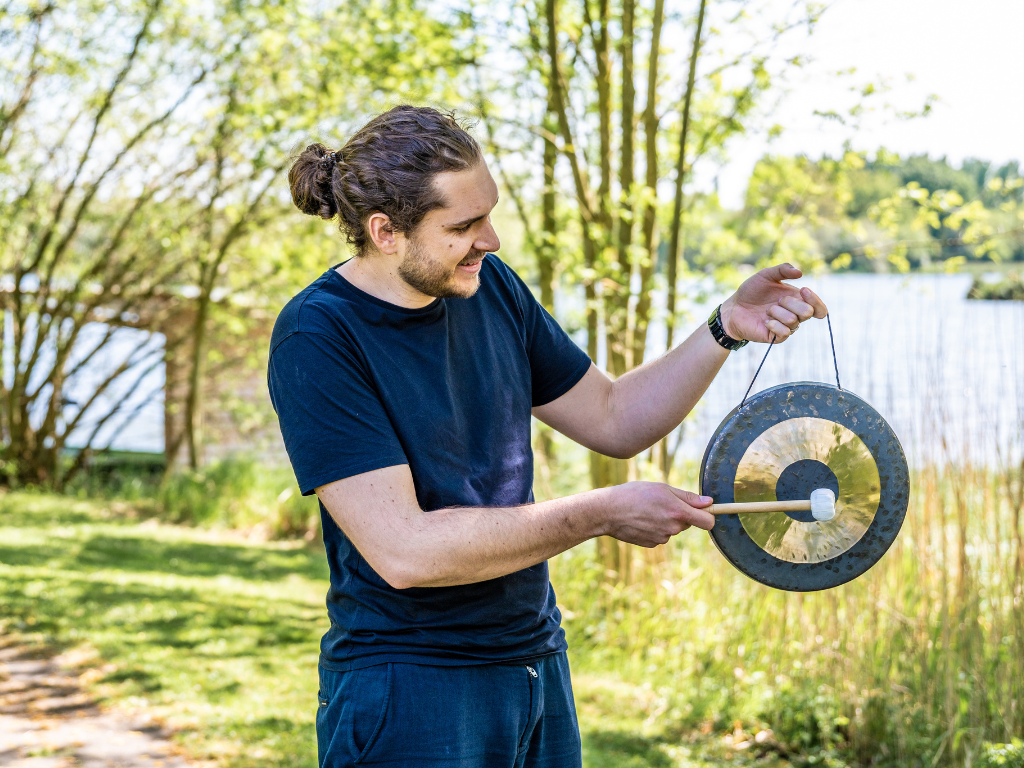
[810,488,836,522]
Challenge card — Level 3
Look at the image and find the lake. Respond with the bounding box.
[660,272,1024,468]
[69,272,1024,468]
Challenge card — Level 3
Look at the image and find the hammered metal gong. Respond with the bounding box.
[699,382,909,591]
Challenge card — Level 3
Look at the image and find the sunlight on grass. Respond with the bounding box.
[5,453,1023,768]
[0,491,328,768]
[1,490,795,767]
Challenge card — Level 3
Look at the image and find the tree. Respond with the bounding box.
[0,0,468,486]
[472,0,828,580]
[160,0,468,470]
[1,0,210,486]
[737,152,1024,274]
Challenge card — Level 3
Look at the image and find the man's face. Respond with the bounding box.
[396,161,501,299]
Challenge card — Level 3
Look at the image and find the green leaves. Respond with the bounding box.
[0,0,469,483]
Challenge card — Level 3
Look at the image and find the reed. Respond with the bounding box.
[549,455,1024,765]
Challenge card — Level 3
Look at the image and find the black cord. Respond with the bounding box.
[739,311,842,408]
[740,334,776,407]
[826,313,842,390]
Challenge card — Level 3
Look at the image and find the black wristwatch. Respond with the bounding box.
[708,304,748,351]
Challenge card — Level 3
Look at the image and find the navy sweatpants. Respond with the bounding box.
[316,652,582,767]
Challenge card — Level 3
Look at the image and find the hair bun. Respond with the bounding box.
[288,106,481,253]
[288,143,339,220]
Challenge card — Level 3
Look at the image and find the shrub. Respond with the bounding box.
[68,454,319,539]
[977,740,1024,768]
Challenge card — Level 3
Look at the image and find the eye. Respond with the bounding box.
[453,223,472,234]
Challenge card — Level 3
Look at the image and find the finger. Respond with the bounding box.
[778,295,815,322]
[768,304,800,330]
[800,286,829,319]
[762,262,802,283]
[664,523,693,541]
[682,507,715,532]
[667,488,713,507]
[765,317,793,340]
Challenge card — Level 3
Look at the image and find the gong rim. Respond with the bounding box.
[699,382,909,592]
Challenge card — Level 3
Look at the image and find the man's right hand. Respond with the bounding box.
[599,482,715,547]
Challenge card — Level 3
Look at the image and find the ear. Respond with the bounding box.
[366,212,397,254]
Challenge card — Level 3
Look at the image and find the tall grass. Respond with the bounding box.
[548,454,1024,766]
[541,277,1024,765]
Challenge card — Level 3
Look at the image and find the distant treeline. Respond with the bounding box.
[687,152,1024,274]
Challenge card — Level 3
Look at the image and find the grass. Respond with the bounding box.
[65,455,322,537]
[1,489,764,768]
[0,491,328,768]
[545,449,1024,768]
[4,444,1023,767]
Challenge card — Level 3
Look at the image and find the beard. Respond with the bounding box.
[397,238,485,299]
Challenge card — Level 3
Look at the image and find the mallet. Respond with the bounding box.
[710,488,836,521]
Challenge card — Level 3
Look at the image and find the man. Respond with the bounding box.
[269,105,827,767]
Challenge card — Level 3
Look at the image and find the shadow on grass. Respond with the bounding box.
[2,493,326,768]
[218,717,318,768]
[76,534,328,582]
[0,494,100,528]
[0,533,328,584]
[2,571,324,659]
[582,729,675,768]
[102,666,165,692]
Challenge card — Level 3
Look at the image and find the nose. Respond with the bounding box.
[475,217,500,254]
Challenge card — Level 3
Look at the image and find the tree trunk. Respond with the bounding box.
[664,0,707,352]
[660,0,707,479]
[606,0,635,378]
[537,98,560,467]
[184,285,210,470]
[632,0,665,368]
[546,0,598,363]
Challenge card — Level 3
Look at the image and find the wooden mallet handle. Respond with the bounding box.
[710,500,812,515]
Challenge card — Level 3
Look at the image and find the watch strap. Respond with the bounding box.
[708,304,748,351]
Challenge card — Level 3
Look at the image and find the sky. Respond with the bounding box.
[705,0,1024,208]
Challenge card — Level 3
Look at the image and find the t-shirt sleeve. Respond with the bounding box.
[268,331,408,495]
[503,264,593,407]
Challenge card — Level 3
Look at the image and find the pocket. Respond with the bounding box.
[315,688,334,767]
[316,665,393,766]
[352,663,392,764]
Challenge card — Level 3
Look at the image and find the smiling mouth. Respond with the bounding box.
[458,252,485,268]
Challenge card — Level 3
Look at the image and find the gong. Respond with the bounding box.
[699,382,909,591]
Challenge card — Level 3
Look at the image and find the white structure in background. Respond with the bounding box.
[2,312,165,455]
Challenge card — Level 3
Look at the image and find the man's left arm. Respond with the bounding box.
[533,263,828,459]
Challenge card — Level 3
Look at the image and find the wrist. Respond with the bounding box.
[719,297,740,339]
[587,486,618,538]
[708,300,747,351]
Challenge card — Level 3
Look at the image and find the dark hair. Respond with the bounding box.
[289,105,483,253]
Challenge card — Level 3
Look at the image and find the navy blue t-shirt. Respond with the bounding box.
[267,254,592,670]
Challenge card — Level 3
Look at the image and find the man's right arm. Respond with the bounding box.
[316,464,715,589]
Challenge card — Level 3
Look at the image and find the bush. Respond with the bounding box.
[978,740,1024,768]
[760,683,850,764]
[68,455,320,539]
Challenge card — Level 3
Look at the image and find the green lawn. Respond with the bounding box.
[0,491,778,767]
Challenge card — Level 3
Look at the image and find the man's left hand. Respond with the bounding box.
[720,263,828,343]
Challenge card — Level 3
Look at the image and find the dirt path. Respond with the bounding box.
[0,640,197,768]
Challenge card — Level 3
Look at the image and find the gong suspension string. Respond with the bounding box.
[739,312,843,408]
[740,334,776,407]
[826,312,842,391]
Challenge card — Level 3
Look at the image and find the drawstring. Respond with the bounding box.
[739,313,842,408]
